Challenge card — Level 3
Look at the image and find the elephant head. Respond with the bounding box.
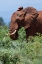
[9,7,38,40]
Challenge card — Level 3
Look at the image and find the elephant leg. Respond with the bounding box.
[25,26,37,41]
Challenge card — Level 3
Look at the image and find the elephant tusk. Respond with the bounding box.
[5,30,17,36]
[10,30,17,35]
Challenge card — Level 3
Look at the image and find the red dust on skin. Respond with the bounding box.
[9,6,42,40]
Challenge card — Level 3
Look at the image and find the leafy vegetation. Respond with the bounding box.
[0,26,42,64]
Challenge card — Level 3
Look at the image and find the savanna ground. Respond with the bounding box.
[0,26,42,64]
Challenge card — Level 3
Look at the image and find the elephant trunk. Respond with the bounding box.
[10,33,18,40]
[9,28,18,40]
[9,21,18,40]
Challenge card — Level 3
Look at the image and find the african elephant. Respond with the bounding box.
[9,6,42,40]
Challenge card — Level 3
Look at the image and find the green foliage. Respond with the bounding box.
[0,26,42,64]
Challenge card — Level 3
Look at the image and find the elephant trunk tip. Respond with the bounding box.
[10,35,18,40]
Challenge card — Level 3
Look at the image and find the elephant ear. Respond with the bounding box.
[24,7,39,29]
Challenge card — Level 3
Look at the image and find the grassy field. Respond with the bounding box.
[0,26,42,64]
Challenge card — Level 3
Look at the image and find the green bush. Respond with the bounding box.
[0,26,42,64]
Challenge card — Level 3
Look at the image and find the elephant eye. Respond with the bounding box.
[17,14,21,17]
[19,15,22,17]
[32,13,35,15]
[17,14,19,16]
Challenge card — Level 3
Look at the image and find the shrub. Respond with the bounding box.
[0,26,42,64]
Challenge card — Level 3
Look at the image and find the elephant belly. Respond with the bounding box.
[37,11,42,33]
[37,24,42,33]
